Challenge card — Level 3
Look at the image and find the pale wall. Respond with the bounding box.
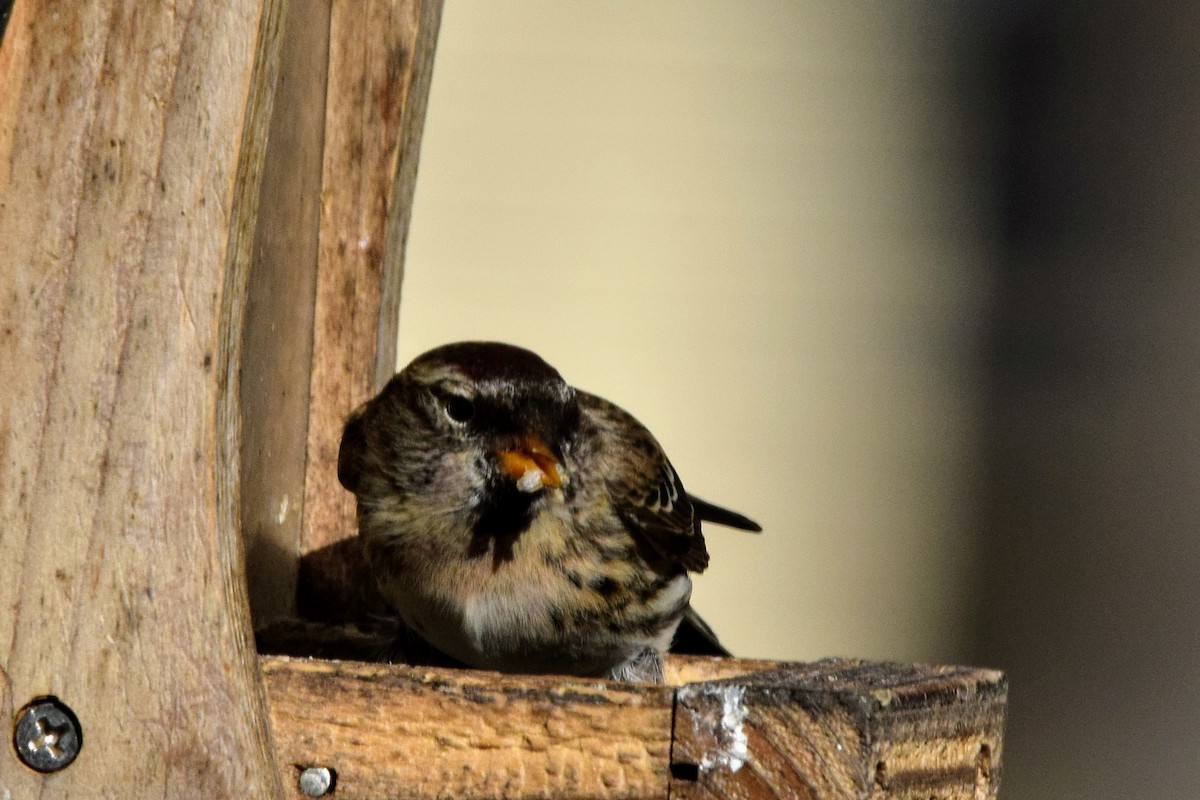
[398,2,994,664]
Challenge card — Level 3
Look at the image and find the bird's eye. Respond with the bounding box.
[444,394,475,424]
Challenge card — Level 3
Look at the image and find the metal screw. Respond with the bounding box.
[12,698,82,773]
[299,766,334,797]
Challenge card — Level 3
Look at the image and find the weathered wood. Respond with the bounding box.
[241,0,332,626]
[0,0,285,797]
[261,655,1005,800]
[670,659,1005,800]
[238,0,442,628]
[265,657,675,800]
[298,0,442,620]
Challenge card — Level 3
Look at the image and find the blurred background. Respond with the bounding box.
[397,3,1200,798]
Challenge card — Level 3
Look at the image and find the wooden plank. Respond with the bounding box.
[263,656,676,800]
[0,1,285,797]
[670,659,1006,800]
[298,0,443,620]
[261,654,1006,800]
[240,0,332,626]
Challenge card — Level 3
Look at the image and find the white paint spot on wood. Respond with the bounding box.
[679,684,749,773]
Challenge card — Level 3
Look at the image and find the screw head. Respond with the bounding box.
[12,698,82,773]
[298,766,334,797]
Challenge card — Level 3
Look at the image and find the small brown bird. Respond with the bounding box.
[337,341,760,681]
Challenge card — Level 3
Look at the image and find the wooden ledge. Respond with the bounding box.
[261,655,1005,799]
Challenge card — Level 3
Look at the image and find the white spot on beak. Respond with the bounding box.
[516,467,545,493]
[276,495,290,525]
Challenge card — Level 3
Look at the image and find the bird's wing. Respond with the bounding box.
[577,392,709,573]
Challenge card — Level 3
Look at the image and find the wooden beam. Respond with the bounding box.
[240,0,332,626]
[264,658,676,800]
[668,658,1005,800]
[297,0,443,621]
[262,655,1006,800]
[0,0,286,797]
[240,0,443,628]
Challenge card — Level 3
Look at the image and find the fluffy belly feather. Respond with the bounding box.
[368,503,692,677]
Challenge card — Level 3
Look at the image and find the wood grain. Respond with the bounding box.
[240,0,332,626]
[260,653,1005,800]
[263,656,675,800]
[0,1,285,797]
[298,0,442,619]
[670,659,1006,800]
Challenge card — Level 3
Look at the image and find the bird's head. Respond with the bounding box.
[339,342,581,509]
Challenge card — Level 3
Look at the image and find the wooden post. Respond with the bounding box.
[240,0,443,627]
[240,0,333,626]
[297,0,442,620]
[0,0,285,797]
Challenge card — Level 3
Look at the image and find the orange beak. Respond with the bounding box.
[495,434,563,492]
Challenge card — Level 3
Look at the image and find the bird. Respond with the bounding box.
[337,341,761,681]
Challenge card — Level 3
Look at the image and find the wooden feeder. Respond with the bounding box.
[0,2,1006,798]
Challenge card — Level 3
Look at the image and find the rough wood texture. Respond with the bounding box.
[265,657,675,800]
[671,659,1005,800]
[0,0,285,797]
[262,655,1005,800]
[297,0,442,620]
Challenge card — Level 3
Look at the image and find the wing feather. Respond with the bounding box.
[577,392,708,573]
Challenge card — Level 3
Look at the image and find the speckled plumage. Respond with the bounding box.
[338,341,760,680]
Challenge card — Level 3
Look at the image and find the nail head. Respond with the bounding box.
[299,766,333,797]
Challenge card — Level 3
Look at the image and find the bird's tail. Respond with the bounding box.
[690,496,762,532]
